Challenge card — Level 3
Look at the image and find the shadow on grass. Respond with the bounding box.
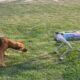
[0,59,42,76]
[0,52,57,77]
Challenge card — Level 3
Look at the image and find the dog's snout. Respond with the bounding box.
[22,48,27,52]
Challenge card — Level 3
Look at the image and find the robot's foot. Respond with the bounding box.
[77,48,80,52]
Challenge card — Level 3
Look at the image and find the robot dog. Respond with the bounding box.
[54,31,80,60]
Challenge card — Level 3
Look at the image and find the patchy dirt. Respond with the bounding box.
[24,0,33,2]
[0,0,60,3]
[0,0,16,2]
[0,0,61,5]
[0,0,33,3]
[54,0,59,2]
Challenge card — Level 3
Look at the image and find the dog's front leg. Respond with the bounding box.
[0,50,6,67]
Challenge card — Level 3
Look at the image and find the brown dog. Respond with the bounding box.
[0,37,27,67]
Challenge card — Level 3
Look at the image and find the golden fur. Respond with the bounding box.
[0,37,27,67]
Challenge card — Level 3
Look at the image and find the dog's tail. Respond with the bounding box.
[0,38,3,46]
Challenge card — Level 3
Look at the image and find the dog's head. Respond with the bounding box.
[15,41,27,52]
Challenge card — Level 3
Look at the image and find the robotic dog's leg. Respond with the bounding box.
[59,38,72,60]
[57,43,64,49]
[54,43,64,54]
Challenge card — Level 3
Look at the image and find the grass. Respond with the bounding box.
[0,0,80,80]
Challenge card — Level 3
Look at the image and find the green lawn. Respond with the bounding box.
[0,0,80,80]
